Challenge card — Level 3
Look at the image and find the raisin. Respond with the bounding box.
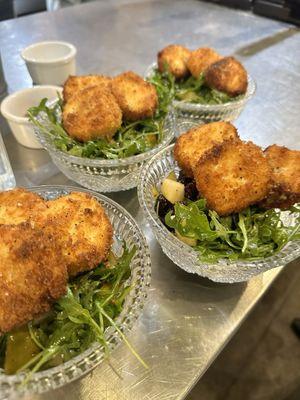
[155,194,174,226]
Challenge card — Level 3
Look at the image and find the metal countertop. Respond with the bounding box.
[0,1,299,399]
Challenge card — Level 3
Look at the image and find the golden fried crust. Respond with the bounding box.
[63,75,112,102]
[62,86,122,141]
[194,139,272,216]
[157,44,191,79]
[187,47,222,78]
[0,188,47,225]
[34,192,113,277]
[260,145,300,209]
[174,122,239,177]
[205,56,248,97]
[0,223,68,333]
[111,71,158,121]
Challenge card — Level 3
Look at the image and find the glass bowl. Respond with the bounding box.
[33,104,175,192]
[138,144,300,283]
[145,63,256,126]
[0,185,151,398]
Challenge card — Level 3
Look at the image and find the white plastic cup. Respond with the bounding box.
[1,85,62,149]
[21,41,76,86]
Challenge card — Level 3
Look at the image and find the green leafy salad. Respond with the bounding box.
[27,78,171,159]
[148,68,243,105]
[155,174,300,263]
[0,245,145,378]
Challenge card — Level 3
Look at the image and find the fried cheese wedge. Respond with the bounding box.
[187,47,222,78]
[174,121,238,177]
[261,144,300,209]
[205,56,248,97]
[35,192,113,277]
[63,74,112,102]
[111,71,158,121]
[0,188,47,225]
[194,139,272,215]
[157,44,191,79]
[62,85,122,141]
[0,223,68,333]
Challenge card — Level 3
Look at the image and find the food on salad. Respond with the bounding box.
[261,145,300,209]
[174,121,238,177]
[152,44,248,104]
[0,188,141,377]
[111,71,158,121]
[29,69,171,159]
[154,122,300,262]
[205,56,248,97]
[187,48,222,78]
[0,223,68,333]
[62,85,122,141]
[33,192,113,277]
[157,44,191,79]
[194,139,272,215]
[63,75,112,101]
[0,188,46,224]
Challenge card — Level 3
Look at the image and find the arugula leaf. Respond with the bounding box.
[28,75,172,160]
[0,244,143,377]
[150,69,243,105]
[163,197,300,263]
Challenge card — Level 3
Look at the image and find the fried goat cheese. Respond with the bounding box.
[0,223,68,333]
[157,44,191,79]
[187,47,222,78]
[174,121,239,177]
[0,188,47,225]
[260,145,300,209]
[111,71,158,121]
[62,85,122,142]
[35,192,113,277]
[63,74,112,102]
[205,56,248,97]
[194,139,272,216]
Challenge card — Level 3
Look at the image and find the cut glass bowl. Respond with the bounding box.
[138,144,299,283]
[0,185,151,398]
[145,63,256,126]
[33,104,175,192]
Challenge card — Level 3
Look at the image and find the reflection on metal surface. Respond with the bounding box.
[235,27,300,57]
[0,0,299,399]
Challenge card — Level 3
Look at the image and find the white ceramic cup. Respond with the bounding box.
[1,85,62,149]
[21,41,76,86]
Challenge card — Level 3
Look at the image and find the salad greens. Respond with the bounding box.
[0,244,146,379]
[28,75,172,160]
[149,68,243,105]
[28,99,163,159]
[163,198,300,263]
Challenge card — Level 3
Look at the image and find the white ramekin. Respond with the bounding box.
[21,41,76,86]
[1,85,63,149]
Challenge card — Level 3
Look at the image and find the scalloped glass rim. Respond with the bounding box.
[33,99,175,168]
[137,144,300,283]
[0,185,151,396]
[144,62,256,112]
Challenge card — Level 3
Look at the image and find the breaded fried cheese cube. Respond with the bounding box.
[261,145,300,209]
[36,192,113,277]
[62,86,122,141]
[157,44,191,79]
[205,56,248,97]
[63,74,112,102]
[174,121,238,177]
[0,188,47,225]
[194,139,272,216]
[111,71,158,121]
[187,47,222,79]
[0,223,68,333]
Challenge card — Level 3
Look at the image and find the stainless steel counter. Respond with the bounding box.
[0,1,299,399]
